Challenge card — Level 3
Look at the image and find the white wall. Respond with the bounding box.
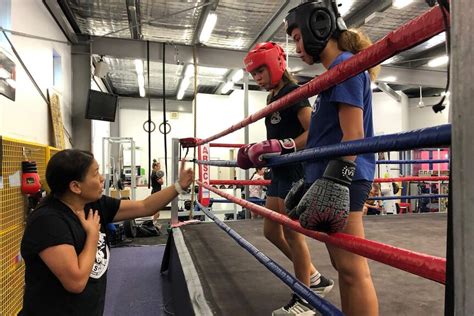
[408,96,450,130]
[372,91,409,135]
[0,0,72,145]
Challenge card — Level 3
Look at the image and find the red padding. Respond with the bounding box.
[210,180,271,186]
[374,176,449,183]
[210,143,246,148]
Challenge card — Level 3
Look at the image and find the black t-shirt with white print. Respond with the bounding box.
[265,81,310,179]
[20,195,120,316]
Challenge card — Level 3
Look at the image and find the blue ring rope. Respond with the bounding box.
[195,125,451,168]
[266,125,451,167]
[195,201,343,316]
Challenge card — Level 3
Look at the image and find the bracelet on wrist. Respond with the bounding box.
[174,181,184,194]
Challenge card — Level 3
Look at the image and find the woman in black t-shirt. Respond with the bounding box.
[150,159,164,227]
[150,159,164,194]
[20,149,193,315]
[241,42,334,313]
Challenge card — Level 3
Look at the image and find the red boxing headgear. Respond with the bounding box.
[244,42,286,87]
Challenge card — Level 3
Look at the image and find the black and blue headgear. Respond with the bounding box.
[285,0,347,63]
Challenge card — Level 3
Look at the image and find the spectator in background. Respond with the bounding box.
[249,167,266,218]
[364,183,382,215]
[150,159,164,228]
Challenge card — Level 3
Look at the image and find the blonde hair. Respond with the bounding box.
[282,69,298,84]
[337,29,380,81]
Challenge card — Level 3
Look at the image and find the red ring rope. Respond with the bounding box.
[198,181,446,284]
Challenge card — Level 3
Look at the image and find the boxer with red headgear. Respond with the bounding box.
[237,42,334,316]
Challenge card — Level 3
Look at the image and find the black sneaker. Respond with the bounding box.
[272,294,316,316]
[310,275,334,297]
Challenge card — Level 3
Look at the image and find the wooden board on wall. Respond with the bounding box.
[49,93,65,149]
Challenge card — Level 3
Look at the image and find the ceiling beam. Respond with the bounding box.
[43,0,79,43]
[125,0,142,40]
[118,97,193,112]
[248,0,300,49]
[378,66,447,89]
[90,35,321,71]
[89,36,447,89]
[345,0,393,28]
[377,82,402,102]
[393,44,447,68]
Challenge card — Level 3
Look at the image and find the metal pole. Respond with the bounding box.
[451,1,474,314]
[131,139,136,200]
[243,71,250,219]
[171,138,180,226]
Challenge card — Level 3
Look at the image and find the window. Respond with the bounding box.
[53,49,62,89]
[0,0,11,48]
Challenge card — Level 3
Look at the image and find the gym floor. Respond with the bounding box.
[175,213,446,315]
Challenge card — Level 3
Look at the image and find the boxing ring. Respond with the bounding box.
[159,4,463,315]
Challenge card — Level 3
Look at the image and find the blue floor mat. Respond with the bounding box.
[104,245,171,316]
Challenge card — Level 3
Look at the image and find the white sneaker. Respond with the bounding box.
[272,294,316,316]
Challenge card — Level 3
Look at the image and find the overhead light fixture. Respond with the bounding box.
[184,64,195,78]
[393,0,413,9]
[134,59,145,97]
[425,32,446,49]
[428,55,449,67]
[220,81,234,94]
[381,56,397,65]
[199,12,217,43]
[177,64,195,100]
[380,76,397,82]
[337,0,354,16]
[231,69,243,83]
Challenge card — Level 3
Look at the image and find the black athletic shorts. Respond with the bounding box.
[349,180,373,211]
[266,166,304,199]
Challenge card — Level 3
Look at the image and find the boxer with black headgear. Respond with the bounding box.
[283,1,380,315]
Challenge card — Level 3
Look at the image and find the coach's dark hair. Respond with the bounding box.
[37,150,94,208]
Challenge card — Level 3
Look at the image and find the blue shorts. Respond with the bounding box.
[349,180,372,212]
[267,167,304,199]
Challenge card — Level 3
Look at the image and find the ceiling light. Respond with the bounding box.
[231,69,243,83]
[6,78,16,89]
[428,55,449,67]
[425,32,446,49]
[381,56,397,65]
[177,77,190,100]
[184,64,195,78]
[0,68,10,79]
[337,0,354,16]
[380,76,397,82]
[199,12,217,43]
[135,59,145,97]
[441,91,450,97]
[220,81,234,94]
[393,0,413,9]
[134,59,143,75]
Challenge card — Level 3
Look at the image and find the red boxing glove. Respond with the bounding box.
[21,161,41,195]
[247,138,296,167]
[237,144,255,170]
